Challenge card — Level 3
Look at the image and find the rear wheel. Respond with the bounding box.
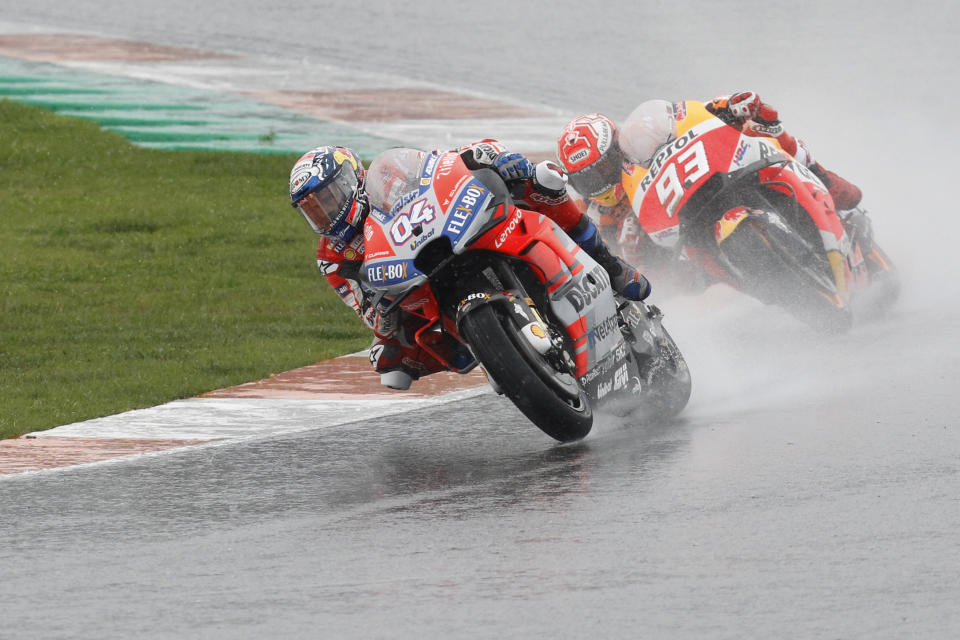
[460,304,592,442]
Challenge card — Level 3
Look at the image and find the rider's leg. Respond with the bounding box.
[570,216,651,301]
[809,162,863,211]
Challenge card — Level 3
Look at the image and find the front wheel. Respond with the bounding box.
[460,304,592,442]
[621,303,692,421]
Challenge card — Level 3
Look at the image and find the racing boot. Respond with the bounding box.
[572,217,651,301]
[370,335,447,390]
[809,162,863,211]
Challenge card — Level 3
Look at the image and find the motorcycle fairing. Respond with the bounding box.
[623,117,740,246]
[468,207,624,378]
[621,100,859,297]
[362,152,494,296]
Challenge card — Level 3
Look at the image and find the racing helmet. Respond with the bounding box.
[289,146,367,241]
[620,99,677,168]
[556,113,625,206]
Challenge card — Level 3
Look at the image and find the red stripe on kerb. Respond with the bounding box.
[0,33,231,62]
[249,89,551,121]
[0,437,213,475]
[202,355,488,400]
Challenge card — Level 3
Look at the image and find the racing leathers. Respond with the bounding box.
[318,140,649,390]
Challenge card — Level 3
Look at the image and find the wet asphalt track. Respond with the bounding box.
[4,298,959,638]
[3,2,960,638]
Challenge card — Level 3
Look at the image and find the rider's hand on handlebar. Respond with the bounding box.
[493,152,536,183]
[728,91,762,120]
[729,91,781,126]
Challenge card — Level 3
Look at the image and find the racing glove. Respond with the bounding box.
[461,140,535,183]
[493,152,536,183]
[729,91,784,136]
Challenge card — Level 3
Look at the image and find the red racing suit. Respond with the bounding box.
[318,141,587,382]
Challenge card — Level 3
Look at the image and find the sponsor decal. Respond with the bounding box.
[494,210,523,248]
[409,227,437,250]
[756,139,782,161]
[567,149,589,164]
[364,249,393,260]
[472,142,500,164]
[369,344,384,366]
[673,101,687,120]
[787,160,818,185]
[318,260,339,275]
[290,169,311,192]
[332,149,358,171]
[592,315,618,341]
[402,295,433,310]
[527,191,567,206]
[597,378,613,399]
[343,248,357,260]
[651,226,680,242]
[597,364,630,400]
[422,152,439,177]
[530,324,547,339]
[445,181,488,237]
[401,356,429,373]
[436,153,459,178]
[334,284,350,297]
[388,190,420,216]
[366,260,413,284]
[579,354,616,384]
[639,128,698,191]
[733,139,749,165]
[564,265,611,313]
[461,292,491,304]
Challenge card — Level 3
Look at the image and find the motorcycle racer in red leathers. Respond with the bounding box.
[289,140,650,390]
[557,92,870,295]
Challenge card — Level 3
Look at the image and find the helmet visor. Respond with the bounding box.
[294,169,359,234]
[567,146,623,199]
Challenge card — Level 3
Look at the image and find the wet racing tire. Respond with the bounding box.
[460,303,592,442]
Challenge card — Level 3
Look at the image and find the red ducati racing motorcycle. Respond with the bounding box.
[360,148,691,442]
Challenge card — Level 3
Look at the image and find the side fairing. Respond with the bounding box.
[622,117,738,247]
[361,152,493,295]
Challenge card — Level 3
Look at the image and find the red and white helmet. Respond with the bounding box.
[556,113,625,206]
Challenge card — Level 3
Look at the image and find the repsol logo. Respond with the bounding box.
[564,265,610,313]
[640,128,698,190]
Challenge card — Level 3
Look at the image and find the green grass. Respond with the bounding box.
[0,100,369,439]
